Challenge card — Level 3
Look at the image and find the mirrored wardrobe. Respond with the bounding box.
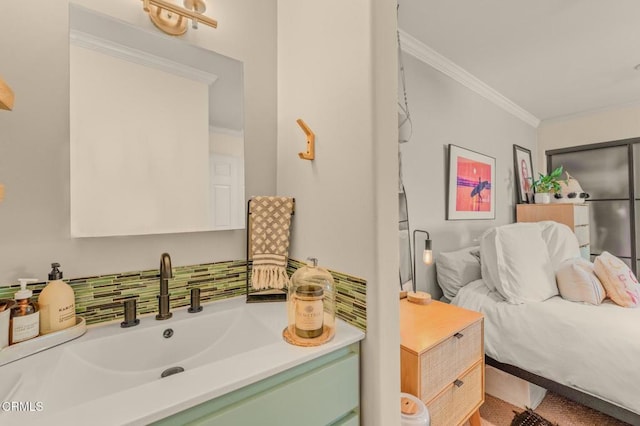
[548,137,640,273]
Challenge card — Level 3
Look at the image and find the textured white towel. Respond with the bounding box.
[249,196,294,290]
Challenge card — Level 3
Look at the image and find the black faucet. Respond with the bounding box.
[156,252,173,320]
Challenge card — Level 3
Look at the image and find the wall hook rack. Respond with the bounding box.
[297,118,315,160]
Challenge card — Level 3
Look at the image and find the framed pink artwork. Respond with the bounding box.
[447,144,496,220]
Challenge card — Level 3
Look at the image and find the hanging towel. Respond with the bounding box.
[249,196,295,290]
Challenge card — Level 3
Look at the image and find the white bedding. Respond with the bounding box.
[452,279,640,415]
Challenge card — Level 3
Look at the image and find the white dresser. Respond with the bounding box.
[516,203,590,259]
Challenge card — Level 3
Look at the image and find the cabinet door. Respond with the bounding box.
[159,352,359,426]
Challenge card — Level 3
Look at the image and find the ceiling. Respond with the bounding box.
[398,0,640,122]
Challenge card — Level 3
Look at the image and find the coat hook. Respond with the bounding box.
[297,118,315,160]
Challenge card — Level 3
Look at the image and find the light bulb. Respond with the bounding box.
[422,239,433,265]
[422,249,433,265]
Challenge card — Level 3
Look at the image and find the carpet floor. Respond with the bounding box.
[477,391,630,426]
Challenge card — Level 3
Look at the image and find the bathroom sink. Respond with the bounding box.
[68,306,276,372]
[39,299,280,408]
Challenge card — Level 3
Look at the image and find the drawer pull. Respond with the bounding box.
[454,379,464,388]
[454,332,464,339]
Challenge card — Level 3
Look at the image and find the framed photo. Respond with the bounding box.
[513,144,534,204]
[447,144,496,220]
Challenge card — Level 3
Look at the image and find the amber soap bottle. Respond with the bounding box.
[38,263,76,334]
[9,279,40,344]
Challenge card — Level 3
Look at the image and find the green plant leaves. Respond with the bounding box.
[533,166,565,193]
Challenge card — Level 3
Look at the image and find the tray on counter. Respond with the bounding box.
[0,316,87,367]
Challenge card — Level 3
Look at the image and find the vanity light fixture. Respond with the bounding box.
[412,229,433,293]
[141,0,217,36]
[0,75,15,111]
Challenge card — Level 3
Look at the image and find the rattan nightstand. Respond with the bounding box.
[400,299,484,426]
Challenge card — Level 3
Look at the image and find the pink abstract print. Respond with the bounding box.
[455,156,492,212]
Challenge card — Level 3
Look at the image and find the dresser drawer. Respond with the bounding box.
[573,204,589,226]
[579,245,591,260]
[419,321,482,403]
[574,225,589,246]
[427,362,483,426]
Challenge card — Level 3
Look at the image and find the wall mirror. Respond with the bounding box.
[69,4,245,237]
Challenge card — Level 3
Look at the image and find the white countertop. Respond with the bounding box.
[0,296,364,426]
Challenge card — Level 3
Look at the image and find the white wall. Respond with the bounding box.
[399,53,538,298]
[538,104,640,169]
[210,130,244,157]
[0,0,276,280]
[277,1,399,424]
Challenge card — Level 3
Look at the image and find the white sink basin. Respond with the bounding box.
[69,306,275,372]
[39,298,280,409]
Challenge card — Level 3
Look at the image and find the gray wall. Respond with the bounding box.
[0,0,277,282]
[399,53,538,298]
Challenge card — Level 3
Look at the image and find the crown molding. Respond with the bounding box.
[399,29,540,128]
[70,29,218,85]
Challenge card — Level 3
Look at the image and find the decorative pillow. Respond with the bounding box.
[556,258,605,305]
[593,251,640,308]
[537,221,581,271]
[480,223,557,304]
[436,246,481,300]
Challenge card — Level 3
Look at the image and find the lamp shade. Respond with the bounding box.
[422,239,433,265]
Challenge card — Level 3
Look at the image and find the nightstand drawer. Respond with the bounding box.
[427,362,483,426]
[419,321,482,402]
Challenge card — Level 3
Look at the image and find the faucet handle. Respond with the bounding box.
[188,288,203,313]
[121,298,140,328]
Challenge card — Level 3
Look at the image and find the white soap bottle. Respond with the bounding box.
[9,278,40,344]
[38,263,76,335]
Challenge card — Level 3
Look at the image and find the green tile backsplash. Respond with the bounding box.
[287,259,366,331]
[0,259,366,331]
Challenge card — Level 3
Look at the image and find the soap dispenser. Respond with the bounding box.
[38,263,76,335]
[9,278,40,344]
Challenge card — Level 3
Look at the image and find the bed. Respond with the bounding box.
[437,221,640,425]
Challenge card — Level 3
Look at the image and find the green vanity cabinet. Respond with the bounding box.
[153,343,360,426]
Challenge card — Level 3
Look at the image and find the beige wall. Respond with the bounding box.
[0,0,276,280]
[277,0,399,424]
[538,104,640,171]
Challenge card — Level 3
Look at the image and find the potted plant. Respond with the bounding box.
[532,166,565,204]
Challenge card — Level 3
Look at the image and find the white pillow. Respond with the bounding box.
[436,246,481,300]
[537,221,581,271]
[480,223,557,304]
[480,228,499,293]
[556,258,605,305]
